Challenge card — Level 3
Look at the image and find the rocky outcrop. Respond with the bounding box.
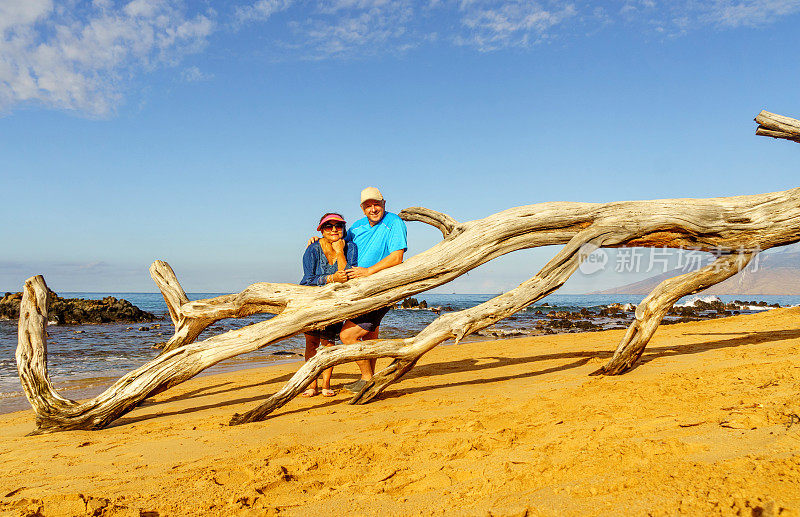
[397,297,457,313]
[0,290,157,324]
[400,297,428,309]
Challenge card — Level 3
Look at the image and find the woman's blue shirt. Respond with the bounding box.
[299,241,358,286]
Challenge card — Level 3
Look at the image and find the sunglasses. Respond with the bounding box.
[321,223,345,231]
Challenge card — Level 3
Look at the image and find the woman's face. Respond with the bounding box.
[320,222,345,243]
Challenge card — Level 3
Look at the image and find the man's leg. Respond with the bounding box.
[365,328,379,372]
[340,320,373,380]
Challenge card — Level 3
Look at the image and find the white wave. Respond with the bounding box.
[741,305,773,311]
[675,295,722,308]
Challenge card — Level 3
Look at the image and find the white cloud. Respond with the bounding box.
[226,0,800,57]
[0,0,213,116]
[457,1,578,51]
[615,0,800,33]
[236,0,579,57]
[620,0,656,16]
[4,0,800,117]
[294,0,415,58]
[234,0,292,24]
[181,65,211,82]
[0,0,52,32]
[702,0,800,27]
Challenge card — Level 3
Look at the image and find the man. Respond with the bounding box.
[341,187,407,393]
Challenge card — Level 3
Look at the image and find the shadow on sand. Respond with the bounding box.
[111,327,800,428]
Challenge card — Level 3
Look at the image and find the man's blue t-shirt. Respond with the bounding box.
[347,212,408,268]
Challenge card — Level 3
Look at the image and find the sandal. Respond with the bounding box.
[301,388,318,397]
[321,388,336,397]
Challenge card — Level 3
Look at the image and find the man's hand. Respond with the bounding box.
[307,236,320,246]
[345,250,404,280]
[327,270,348,283]
[345,267,370,279]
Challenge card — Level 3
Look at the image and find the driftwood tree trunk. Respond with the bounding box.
[16,111,800,433]
[755,110,800,143]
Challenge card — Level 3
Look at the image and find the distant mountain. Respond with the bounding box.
[593,252,800,295]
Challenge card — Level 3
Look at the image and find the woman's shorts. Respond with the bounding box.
[350,305,391,332]
[305,321,344,343]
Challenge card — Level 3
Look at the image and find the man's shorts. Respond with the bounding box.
[305,321,344,343]
[350,306,391,332]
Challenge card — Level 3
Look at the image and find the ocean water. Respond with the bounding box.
[2,292,798,414]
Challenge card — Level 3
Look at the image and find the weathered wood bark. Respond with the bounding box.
[150,261,212,353]
[755,110,800,143]
[16,112,800,433]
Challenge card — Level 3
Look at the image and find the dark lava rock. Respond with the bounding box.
[693,299,726,311]
[400,297,428,309]
[667,306,699,318]
[0,292,22,320]
[598,307,624,317]
[573,320,597,330]
[0,290,157,325]
[550,319,573,329]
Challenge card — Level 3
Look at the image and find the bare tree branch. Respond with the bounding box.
[755,110,800,143]
[14,111,800,433]
[398,207,459,237]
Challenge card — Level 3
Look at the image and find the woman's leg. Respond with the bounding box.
[303,333,320,394]
[319,337,335,390]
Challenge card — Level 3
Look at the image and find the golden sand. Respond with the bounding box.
[2,309,800,516]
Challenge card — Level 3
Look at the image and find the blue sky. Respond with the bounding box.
[1,0,799,294]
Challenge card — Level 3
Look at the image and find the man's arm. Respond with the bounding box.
[346,249,404,279]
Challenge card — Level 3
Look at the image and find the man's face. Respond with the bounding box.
[361,199,385,225]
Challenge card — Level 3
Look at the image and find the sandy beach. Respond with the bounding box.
[2,308,800,516]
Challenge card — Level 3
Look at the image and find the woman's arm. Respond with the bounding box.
[299,244,328,286]
[331,239,347,272]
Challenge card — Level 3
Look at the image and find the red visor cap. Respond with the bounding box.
[317,214,346,231]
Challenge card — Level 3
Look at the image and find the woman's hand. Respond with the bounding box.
[327,270,348,283]
[331,239,345,254]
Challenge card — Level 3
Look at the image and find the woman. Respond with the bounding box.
[299,212,358,397]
